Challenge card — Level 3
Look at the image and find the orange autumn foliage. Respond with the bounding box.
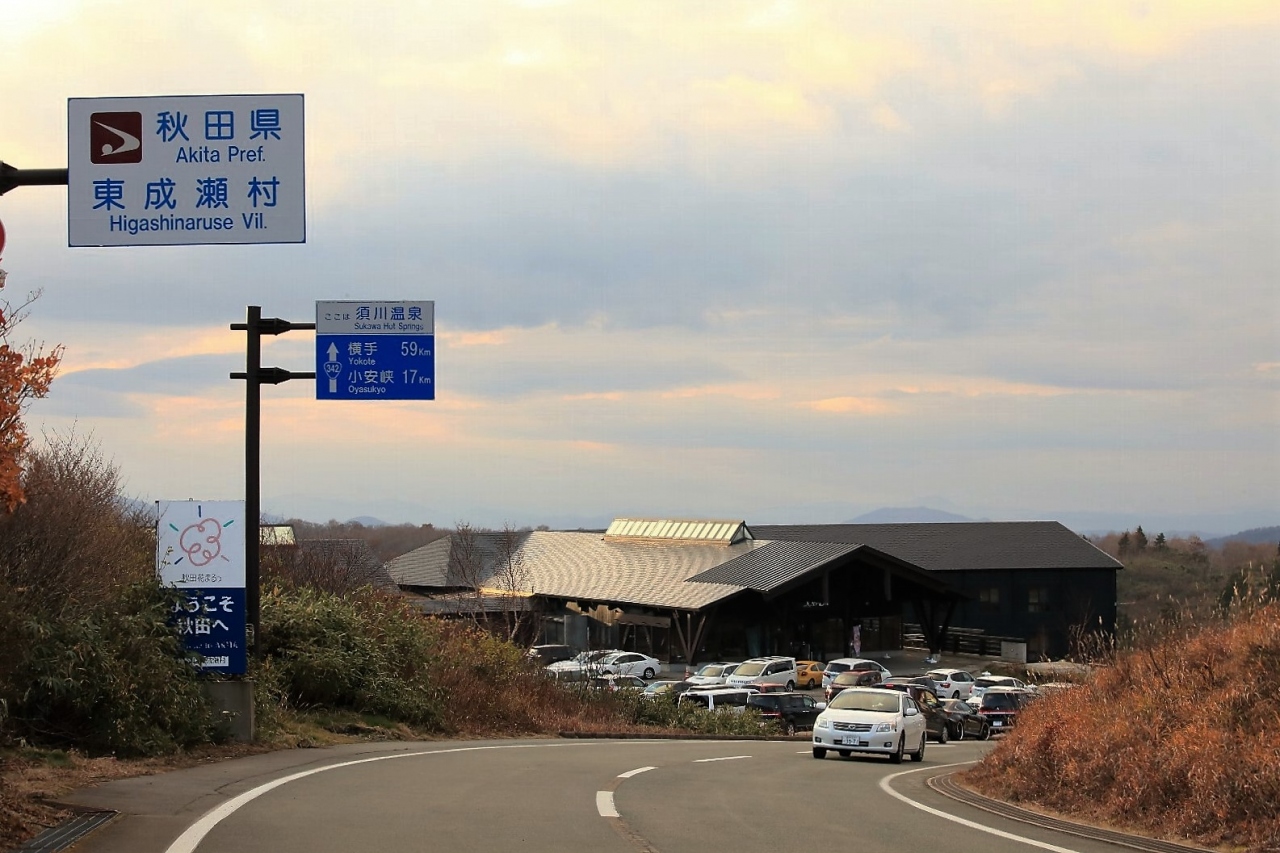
[0,268,63,512]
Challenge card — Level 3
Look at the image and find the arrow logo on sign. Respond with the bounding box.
[323,343,342,393]
[93,120,141,157]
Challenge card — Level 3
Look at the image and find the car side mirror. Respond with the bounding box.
[904,706,919,716]
[816,702,827,710]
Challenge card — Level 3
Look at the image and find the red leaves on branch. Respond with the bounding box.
[0,269,64,512]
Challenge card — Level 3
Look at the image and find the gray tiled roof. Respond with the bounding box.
[406,592,535,615]
[685,541,861,591]
[387,530,756,610]
[750,522,1123,572]
[383,537,454,587]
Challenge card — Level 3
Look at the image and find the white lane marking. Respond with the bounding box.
[693,755,750,763]
[596,791,619,817]
[165,742,598,853]
[879,763,1083,853]
[618,766,656,778]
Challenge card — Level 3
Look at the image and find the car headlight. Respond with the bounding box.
[874,721,897,733]
[816,718,830,730]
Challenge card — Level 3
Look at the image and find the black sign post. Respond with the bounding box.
[0,161,68,196]
[230,306,315,654]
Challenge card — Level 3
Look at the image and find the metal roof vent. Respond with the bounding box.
[604,518,752,545]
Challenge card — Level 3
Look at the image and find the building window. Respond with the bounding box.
[1028,587,1049,613]
[979,588,1000,612]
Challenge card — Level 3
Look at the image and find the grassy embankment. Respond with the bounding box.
[963,601,1280,852]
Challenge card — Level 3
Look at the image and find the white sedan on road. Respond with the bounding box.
[811,687,928,763]
[599,652,662,680]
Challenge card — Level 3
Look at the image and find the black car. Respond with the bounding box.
[975,687,1033,732]
[528,644,576,665]
[747,692,824,735]
[939,698,991,740]
[880,682,951,743]
[882,674,942,697]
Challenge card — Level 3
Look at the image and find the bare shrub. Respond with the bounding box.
[263,538,391,595]
[0,430,153,619]
[490,524,532,642]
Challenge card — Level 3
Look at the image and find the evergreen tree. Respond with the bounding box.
[1134,526,1149,552]
[1118,531,1132,556]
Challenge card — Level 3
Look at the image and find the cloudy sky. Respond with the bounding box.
[2,1,1277,535]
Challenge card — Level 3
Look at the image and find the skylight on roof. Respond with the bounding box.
[604,518,751,545]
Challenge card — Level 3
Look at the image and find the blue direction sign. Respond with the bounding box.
[315,300,434,400]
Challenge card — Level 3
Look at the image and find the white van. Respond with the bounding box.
[677,687,755,713]
[725,656,798,691]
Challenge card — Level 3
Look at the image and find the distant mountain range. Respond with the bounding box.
[1205,527,1280,549]
[845,506,976,524]
[261,496,1275,548]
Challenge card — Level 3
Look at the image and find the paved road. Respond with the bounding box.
[65,737,1137,853]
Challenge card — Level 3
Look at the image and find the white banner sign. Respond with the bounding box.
[156,500,246,588]
[68,94,305,246]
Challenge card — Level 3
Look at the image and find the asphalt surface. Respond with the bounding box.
[55,735,1205,853]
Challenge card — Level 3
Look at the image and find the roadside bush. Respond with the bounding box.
[411,618,581,734]
[611,691,771,736]
[963,602,1280,851]
[258,585,445,728]
[0,432,154,620]
[0,581,219,757]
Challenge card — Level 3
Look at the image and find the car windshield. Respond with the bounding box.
[829,691,900,713]
[974,677,1008,689]
[825,663,851,675]
[832,673,861,685]
[981,692,1020,710]
[747,697,778,709]
[927,671,949,681]
[696,664,725,677]
[734,662,767,677]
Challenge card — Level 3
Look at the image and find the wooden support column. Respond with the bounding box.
[672,610,691,664]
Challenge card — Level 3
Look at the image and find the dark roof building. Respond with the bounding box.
[386,518,1120,663]
[755,522,1123,660]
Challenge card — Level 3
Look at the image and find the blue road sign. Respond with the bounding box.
[315,301,435,401]
[173,588,248,674]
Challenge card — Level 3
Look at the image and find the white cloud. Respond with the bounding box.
[5,0,1278,533]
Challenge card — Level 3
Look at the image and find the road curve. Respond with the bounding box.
[62,737,1153,853]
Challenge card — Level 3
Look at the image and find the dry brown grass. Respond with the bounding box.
[963,603,1280,852]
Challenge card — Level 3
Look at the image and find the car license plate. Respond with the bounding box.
[992,720,1003,726]
[839,736,863,746]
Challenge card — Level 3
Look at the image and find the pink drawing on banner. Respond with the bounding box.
[169,510,235,566]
